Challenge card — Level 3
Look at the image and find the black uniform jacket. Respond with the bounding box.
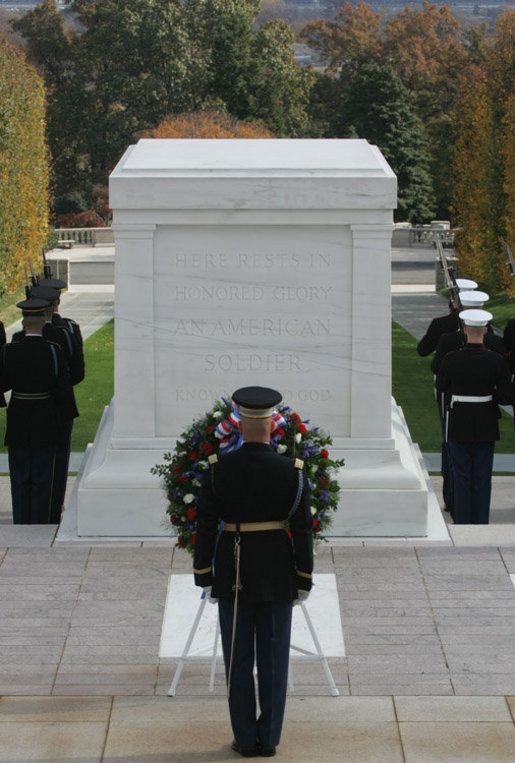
[0,322,5,347]
[431,330,506,375]
[52,313,85,385]
[417,312,460,357]
[0,336,77,447]
[436,344,513,442]
[12,324,79,418]
[193,441,313,604]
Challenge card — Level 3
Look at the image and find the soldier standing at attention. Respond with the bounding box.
[0,299,77,524]
[194,386,313,758]
[436,309,513,524]
[38,277,85,518]
[11,285,80,523]
[0,321,5,347]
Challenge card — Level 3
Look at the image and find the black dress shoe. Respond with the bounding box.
[257,743,276,757]
[231,740,260,757]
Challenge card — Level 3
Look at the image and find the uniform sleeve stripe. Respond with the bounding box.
[193,567,212,575]
[296,570,313,579]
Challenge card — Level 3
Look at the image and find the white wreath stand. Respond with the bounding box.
[167,593,340,697]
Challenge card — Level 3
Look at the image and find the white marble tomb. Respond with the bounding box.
[72,138,431,537]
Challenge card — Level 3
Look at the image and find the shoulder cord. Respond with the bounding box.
[288,468,304,519]
[49,344,58,378]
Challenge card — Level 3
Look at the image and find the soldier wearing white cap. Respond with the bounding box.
[417,278,479,358]
[431,292,507,375]
[436,309,513,524]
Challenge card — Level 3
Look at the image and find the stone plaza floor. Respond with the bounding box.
[0,254,514,760]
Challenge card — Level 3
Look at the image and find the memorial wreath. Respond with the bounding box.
[152,399,344,555]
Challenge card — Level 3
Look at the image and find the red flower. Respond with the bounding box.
[178,474,188,483]
[320,449,329,459]
[205,425,214,433]
[191,533,196,546]
[177,536,185,547]
[298,423,307,435]
[201,442,213,456]
[290,412,301,424]
[172,465,180,473]
[313,518,322,533]
[189,451,198,461]
[187,507,196,520]
[319,478,330,487]
[276,428,285,437]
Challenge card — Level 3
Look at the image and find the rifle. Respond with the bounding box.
[501,237,515,277]
[42,248,52,279]
[23,265,31,299]
[435,237,460,307]
[28,257,39,287]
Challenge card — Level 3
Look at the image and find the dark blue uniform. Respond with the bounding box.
[0,336,77,523]
[436,344,513,524]
[194,441,313,752]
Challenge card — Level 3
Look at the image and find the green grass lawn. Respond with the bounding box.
[392,321,515,454]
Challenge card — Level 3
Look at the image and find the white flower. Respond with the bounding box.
[277,444,287,454]
[192,479,201,487]
[295,433,302,444]
[310,506,317,516]
[197,460,208,469]
[212,411,223,419]
[183,494,194,504]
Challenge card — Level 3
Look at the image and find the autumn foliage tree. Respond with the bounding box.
[141,110,275,138]
[452,11,514,295]
[0,35,50,297]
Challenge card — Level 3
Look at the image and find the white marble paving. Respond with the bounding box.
[159,573,345,659]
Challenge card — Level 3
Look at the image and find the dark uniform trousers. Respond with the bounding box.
[8,445,56,524]
[194,441,313,750]
[219,598,292,749]
[448,441,494,524]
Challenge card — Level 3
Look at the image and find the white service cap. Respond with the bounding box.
[459,308,492,327]
[456,278,478,291]
[459,290,489,307]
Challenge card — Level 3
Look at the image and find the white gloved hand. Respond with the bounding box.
[294,589,310,606]
[202,586,218,605]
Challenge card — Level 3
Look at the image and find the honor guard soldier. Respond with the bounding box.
[194,386,313,758]
[0,321,5,347]
[11,285,80,522]
[0,299,77,524]
[417,278,477,357]
[38,277,84,520]
[436,309,513,524]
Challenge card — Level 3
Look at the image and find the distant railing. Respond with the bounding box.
[56,228,114,248]
[393,222,456,248]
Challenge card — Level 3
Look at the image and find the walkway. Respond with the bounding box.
[0,245,514,761]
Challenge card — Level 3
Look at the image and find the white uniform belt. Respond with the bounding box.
[450,394,493,407]
[224,521,284,532]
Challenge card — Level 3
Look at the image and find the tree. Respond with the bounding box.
[13,0,312,200]
[301,1,382,74]
[251,20,315,136]
[335,63,435,222]
[0,35,50,296]
[452,11,514,294]
[141,110,275,138]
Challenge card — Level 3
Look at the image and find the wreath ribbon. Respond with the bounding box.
[215,408,286,453]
